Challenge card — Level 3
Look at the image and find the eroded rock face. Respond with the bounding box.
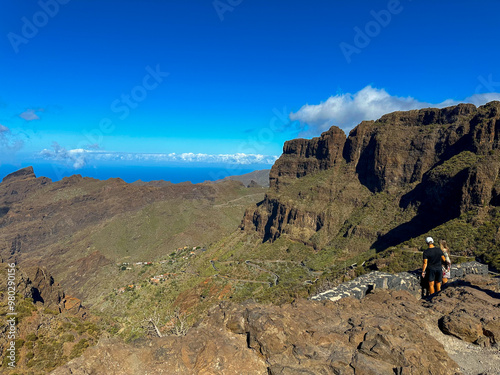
[2,263,89,319]
[242,102,500,249]
[0,167,51,208]
[345,103,480,193]
[1,166,37,183]
[269,126,346,189]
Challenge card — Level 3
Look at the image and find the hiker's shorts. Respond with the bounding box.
[428,268,442,283]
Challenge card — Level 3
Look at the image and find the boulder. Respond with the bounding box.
[439,313,483,343]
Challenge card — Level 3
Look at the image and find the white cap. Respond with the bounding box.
[426,236,434,244]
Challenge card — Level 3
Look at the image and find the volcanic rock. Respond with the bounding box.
[50,275,500,375]
[2,166,37,183]
[51,289,462,375]
[16,266,65,308]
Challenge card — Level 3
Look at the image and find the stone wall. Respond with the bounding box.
[450,261,489,278]
[311,261,490,302]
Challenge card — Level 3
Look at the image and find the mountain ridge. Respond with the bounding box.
[242,102,500,266]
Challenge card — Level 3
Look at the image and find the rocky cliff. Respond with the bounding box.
[269,126,346,188]
[241,102,500,259]
[0,263,97,374]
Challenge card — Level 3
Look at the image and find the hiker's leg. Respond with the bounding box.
[442,278,448,284]
[429,281,435,294]
[436,282,442,292]
[435,270,443,292]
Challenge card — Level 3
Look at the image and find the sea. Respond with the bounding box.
[0,163,268,184]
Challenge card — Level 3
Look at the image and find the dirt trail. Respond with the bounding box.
[213,193,264,207]
[425,320,500,375]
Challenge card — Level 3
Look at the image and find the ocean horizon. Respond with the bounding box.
[0,163,270,184]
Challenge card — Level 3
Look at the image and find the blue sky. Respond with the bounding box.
[1,0,500,181]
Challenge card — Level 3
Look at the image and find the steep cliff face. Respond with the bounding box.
[269,126,346,189]
[345,104,478,193]
[0,263,96,374]
[0,166,51,208]
[242,102,500,252]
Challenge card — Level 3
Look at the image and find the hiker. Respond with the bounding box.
[422,237,447,295]
[440,239,451,284]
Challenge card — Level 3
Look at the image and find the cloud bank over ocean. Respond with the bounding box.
[39,143,278,169]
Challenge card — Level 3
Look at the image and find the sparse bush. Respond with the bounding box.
[61,333,75,343]
[70,339,89,359]
[26,333,37,342]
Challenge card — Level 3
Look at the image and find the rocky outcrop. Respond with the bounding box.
[430,274,500,348]
[1,166,37,183]
[344,103,480,193]
[242,102,500,253]
[0,166,51,207]
[50,275,500,375]
[269,126,346,189]
[51,289,462,375]
[0,263,86,316]
[243,196,331,242]
[17,266,65,307]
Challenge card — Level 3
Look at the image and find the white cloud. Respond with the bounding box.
[464,93,500,106]
[39,147,278,169]
[290,86,500,135]
[19,109,42,121]
[40,142,87,169]
[0,125,24,161]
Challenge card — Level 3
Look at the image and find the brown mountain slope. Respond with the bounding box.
[217,169,271,187]
[0,169,265,304]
